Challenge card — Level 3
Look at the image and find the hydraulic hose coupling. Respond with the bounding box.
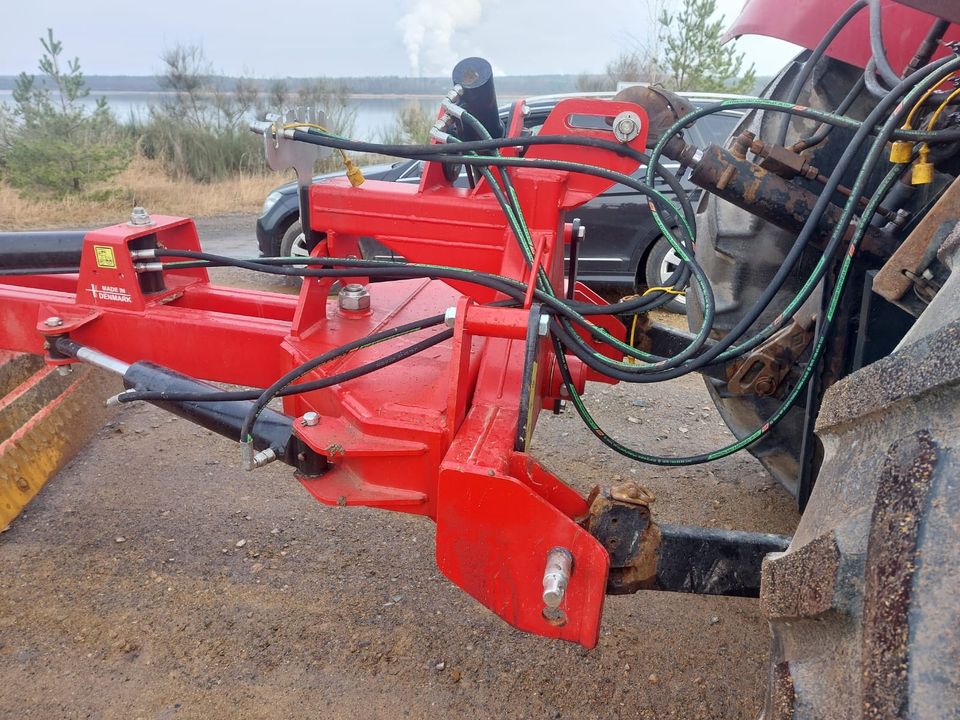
[542,547,574,608]
[440,99,465,120]
[241,440,255,471]
[430,126,454,144]
[241,440,278,471]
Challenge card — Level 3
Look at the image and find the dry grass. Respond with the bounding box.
[0,156,290,230]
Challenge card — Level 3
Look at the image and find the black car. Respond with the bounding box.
[255,92,744,311]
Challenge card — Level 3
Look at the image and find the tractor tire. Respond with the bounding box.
[758,227,960,719]
[686,54,880,499]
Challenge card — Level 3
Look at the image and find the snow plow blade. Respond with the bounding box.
[0,351,119,529]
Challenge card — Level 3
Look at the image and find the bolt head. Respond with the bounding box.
[755,376,775,396]
[129,206,154,226]
[612,111,642,143]
[44,316,63,328]
[338,283,370,312]
[301,411,320,427]
[444,307,457,328]
[538,314,550,336]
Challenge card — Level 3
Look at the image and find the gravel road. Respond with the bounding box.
[0,214,799,720]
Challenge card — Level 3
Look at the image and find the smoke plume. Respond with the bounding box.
[399,0,486,76]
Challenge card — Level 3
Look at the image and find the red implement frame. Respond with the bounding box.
[0,98,647,648]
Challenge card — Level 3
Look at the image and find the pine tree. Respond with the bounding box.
[658,0,757,93]
[3,29,128,196]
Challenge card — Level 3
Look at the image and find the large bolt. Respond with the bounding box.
[338,283,370,312]
[754,375,776,396]
[542,547,573,608]
[612,111,642,143]
[300,411,320,427]
[44,316,63,328]
[129,206,154,226]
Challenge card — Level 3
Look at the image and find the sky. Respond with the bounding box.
[0,0,800,79]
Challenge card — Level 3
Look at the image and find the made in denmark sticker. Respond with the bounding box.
[87,283,131,304]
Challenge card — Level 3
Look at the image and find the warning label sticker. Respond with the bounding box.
[94,246,116,268]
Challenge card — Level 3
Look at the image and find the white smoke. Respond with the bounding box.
[398,0,486,76]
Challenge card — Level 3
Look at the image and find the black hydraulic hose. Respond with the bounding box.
[616,55,960,378]
[239,315,449,444]
[793,75,866,151]
[291,130,699,231]
[458,110,700,354]
[777,0,867,145]
[120,327,453,404]
[167,253,675,317]
[864,57,894,99]
[698,58,960,359]
[868,0,903,88]
[156,250,695,359]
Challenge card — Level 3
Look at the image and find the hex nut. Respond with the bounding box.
[338,283,371,312]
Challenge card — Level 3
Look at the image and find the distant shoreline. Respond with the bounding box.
[0,89,526,102]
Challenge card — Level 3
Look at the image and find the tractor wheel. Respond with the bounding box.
[757,229,960,719]
[686,54,880,499]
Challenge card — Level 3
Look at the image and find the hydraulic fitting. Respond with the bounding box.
[912,145,934,185]
[890,140,915,164]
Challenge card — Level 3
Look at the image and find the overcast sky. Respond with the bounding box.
[1,0,799,79]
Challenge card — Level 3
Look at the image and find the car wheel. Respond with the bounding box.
[279,220,309,287]
[643,236,687,313]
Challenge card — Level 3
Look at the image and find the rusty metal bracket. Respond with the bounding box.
[874,176,960,304]
[587,481,791,597]
[727,316,816,397]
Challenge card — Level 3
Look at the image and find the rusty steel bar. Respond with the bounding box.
[687,144,892,257]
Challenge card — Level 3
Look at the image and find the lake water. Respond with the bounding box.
[0,91,443,142]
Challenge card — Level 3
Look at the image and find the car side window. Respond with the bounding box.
[692,112,742,147]
[397,161,425,183]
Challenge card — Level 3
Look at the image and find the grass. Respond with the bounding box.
[0,155,290,230]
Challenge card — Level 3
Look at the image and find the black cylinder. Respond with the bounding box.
[123,362,294,455]
[452,57,504,141]
[0,231,84,270]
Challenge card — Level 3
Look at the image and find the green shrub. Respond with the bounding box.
[133,115,267,182]
[1,29,130,197]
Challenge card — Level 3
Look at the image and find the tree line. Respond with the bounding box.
[0,0,759,197]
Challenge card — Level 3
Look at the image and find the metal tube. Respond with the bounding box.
[0,231,85,270]
[54,338,131,375]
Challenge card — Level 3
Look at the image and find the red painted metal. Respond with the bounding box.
[725,0,959,73]
[0,98,645,648]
